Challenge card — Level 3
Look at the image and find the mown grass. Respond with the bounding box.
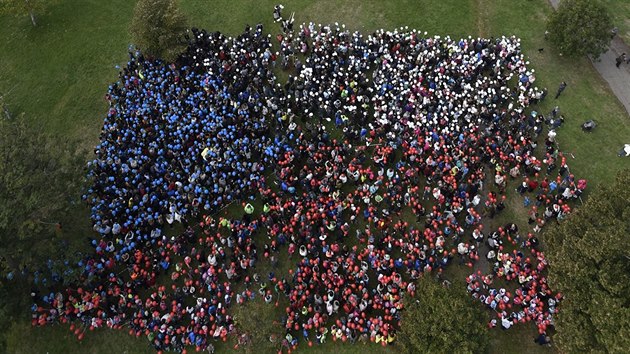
[604,0,630,43]
[1,0,629,353]
[0,0,133,146]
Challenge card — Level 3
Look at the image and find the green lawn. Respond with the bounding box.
[1,0,629,353]
[604,0,630,43]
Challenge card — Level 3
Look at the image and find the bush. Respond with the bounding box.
[130,0,188,63]
[397,276,489,354]
[544,169,630,352]
[547,0,613,58]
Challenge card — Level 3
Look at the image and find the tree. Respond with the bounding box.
[544,169,630,353]
[0,0,57,26]
[0,116,83,279]
[546,0,613,58]
[0,116,84,352]
[397,276,489,354]
[230,299,284,353]
[130,0,188,63]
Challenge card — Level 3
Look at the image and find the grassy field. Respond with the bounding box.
[1,0,629,353]
[604,0,630,43]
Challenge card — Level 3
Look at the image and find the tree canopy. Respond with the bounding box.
[130,0,188,63]
[0,116,83,278]
[397,276,489,354]
[230,299,284,353]
[546,0,613,58]
[544,169,630,352]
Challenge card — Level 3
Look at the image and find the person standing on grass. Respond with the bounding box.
[555,81,567,99]
[534,333,551,346]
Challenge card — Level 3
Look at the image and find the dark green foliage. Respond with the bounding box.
[546,0,613,58]
[129,0,188,63]
[0,116,83,277]
[231,299,284,353]
[0,116,84,353]
[544,169,630,353]
[397,276,489,354]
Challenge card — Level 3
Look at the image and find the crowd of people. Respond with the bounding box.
[88,24,289,253]
[31,9,586,353]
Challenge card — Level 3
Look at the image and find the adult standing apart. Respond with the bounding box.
[555,81,567,99]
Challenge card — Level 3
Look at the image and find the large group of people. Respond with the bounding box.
[88,24,289,254]
[31,8,586,353]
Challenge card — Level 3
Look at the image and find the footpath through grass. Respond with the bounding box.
[1,0,629,353]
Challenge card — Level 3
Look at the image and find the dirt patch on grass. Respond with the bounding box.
[475,0,490,37]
